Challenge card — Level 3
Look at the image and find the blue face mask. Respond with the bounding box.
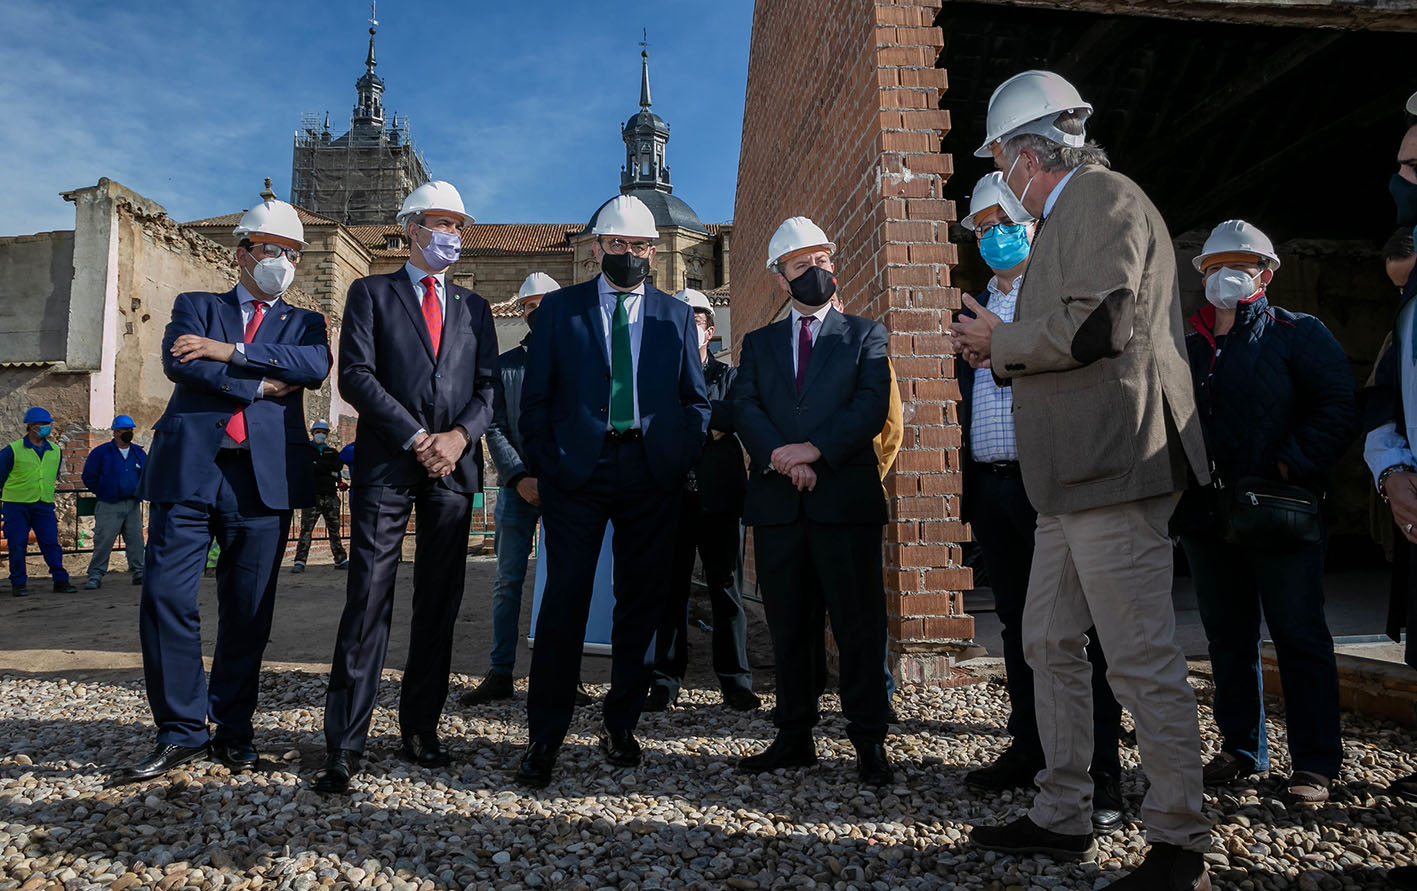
[37,425,52,439]
[417,225,462,269]
[978,223,1031,271]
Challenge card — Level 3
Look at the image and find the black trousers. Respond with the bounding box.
[652,498,752,695]
[323,480,473,753]
[527,438,681,748]
[755,516,889,745]
[972,468,1122,774]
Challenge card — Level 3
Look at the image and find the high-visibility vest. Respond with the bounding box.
[1,438,59,504]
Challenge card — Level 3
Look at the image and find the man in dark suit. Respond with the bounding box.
[733,216,894,786]
[314,181,500,793]
[515,195,710,786]
[645,288,758,713]
[112,195,330,783]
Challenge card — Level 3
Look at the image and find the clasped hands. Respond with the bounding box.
[171,336,301,397]
[413,428,470,479]
[946,294,1002,370]
[770,442,821,491]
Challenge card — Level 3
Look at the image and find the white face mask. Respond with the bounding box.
[698,329,712,350]
[1204,267,1260,310]
[250,255,295,296]
[1005,152,1037,206]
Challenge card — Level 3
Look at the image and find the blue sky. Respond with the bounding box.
[0,0,754,235]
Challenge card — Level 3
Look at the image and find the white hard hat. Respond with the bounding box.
[311,419,331,432]
[398,181,474,226]
[234,198,307,246]
[766,216,835,271]
[961,172,1034,231]
[518,271,561,303]
[1408,90,1417,115]
[674,288,714,322]
[974,70,1093,159]
[1192,219,1282,272]
[591,195,658,240]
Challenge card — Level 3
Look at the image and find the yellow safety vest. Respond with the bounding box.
[1,438,59,504]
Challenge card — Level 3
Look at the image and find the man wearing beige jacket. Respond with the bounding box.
[952,71,1212,890]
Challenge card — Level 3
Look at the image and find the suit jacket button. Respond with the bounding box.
[271,358,280,365]
[436,372,442,379]
[222,385,231,391]
[217,420,225,428]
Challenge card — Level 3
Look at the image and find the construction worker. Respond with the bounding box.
[1,407,76,597]
[82,414,147,589]
[292,419,349,572]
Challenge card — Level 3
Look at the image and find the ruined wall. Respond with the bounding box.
[735,0,965,683]
[0,232,74,364]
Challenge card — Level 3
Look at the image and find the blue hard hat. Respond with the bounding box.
[23,407,53,424]
[112,414,136,429]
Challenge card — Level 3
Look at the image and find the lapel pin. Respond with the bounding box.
[280,314,288,321]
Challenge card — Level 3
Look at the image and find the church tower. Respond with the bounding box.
[621,47,672,193]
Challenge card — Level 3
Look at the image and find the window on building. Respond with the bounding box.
[686,277,703,290]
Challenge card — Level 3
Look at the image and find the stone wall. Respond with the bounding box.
[0,231,74,365]
[734,0,967,684]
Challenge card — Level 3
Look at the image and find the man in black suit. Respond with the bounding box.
[313,181,500,793]
[515,195,710,787]
[645,288,759,713]
[733,216,893,786]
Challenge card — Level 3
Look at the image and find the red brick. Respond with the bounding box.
[913,378,954,401]
[908,243,953,265]
[921,472,964,494]
[903,152,954,175]
[882,220,934,242]
[901,109,951,131]
[906,198,954,221]
[899,68,948,89]
[924,567,974,590]
[922,520,972,543]
[878,45,928,67]
[894,449,945,473]
[880,131,936,153]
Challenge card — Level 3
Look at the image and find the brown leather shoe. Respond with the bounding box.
[1285,770,1331,804]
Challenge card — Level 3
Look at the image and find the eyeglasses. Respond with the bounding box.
[247,242,303,262]
[601,237,654,257]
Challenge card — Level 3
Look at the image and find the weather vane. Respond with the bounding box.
[640,28,650,53]
[369,1,378,27]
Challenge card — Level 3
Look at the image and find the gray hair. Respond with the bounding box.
[1002,110,1109,172]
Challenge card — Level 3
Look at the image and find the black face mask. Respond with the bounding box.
[118,431,134,445]
[788,265,837,308]
[601,251,651,290]
[1393,173,1417,228]
[524,308,538,333]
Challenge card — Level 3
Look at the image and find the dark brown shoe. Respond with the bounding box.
[1103,842,1210,889]
[970,814,1097,861]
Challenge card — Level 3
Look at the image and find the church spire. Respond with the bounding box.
[352,1,385,129]
[639,30,652,110]
[621,33,672,194]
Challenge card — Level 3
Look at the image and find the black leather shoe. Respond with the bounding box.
[459,670,514,706]
[644,685,674,712]
[738,733,817,773]
[965,745,1043,791]
[11,584,26,598]
[598,723,642,767]
[516,742,558,787]
[401,731,452,768]
[722,687,762,711]
[110,743,209,785]
[210,739,259,771]
[53,580,77,593]
[1091,770,1125,834]
[1103,842,1210,890]
[855,741,894,786]
[574,684,595,706]
[970,814,1097,861]
[311,749,361,794]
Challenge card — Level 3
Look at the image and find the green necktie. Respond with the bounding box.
[610,292,634,433]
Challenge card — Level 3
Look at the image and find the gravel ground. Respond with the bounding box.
[2,671,1417,890]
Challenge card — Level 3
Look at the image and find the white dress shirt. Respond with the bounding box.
[597,273,646,429]
[788,303,835,376]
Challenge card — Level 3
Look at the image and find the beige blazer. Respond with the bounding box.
[991,163,1209,515]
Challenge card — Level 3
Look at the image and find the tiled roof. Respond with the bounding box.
[182,206,344,228]
[348,223,580,257]
[704,283,731,306]
[490,297,523,319]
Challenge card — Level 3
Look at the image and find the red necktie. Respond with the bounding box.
[796,317,813,393]
[421,275,442,358]
[226,301,268,444]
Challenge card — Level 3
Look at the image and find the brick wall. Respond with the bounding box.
[734,0,973,685]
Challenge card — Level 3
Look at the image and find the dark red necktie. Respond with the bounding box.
[796,317,813,393]
[421,275,442,358]
[226,301,268,444]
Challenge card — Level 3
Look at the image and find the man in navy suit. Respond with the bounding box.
[112,195,331,784]
[515,195,710,787]
[733,216,894,786]
[314,181,500,793]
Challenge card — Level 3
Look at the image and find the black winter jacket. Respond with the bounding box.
[1177,295,1358,524]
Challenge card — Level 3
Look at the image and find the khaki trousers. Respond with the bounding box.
[1023,491,1210,851]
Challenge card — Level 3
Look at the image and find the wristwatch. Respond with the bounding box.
[1378,463,1416,504]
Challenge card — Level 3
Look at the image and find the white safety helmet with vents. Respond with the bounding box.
[961,171,1034,231]
[397,181,474,226]
[591,195,659,240]
[518,272,561,303]
[975,70,1093,159]
[233,198,307,246]
[674,288,715,323]
[766,216,835,271]
[1192,220,1282,272]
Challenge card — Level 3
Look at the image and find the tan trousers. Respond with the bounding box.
[1022,491,1211,851]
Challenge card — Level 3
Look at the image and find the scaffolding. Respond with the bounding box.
[290,111,432,226]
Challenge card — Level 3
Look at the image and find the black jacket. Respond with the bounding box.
[487,337,530,487]
[1176,295,1358,526]
[694,355,747,515]
[733,309,891,527]
[308,443,344,497]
